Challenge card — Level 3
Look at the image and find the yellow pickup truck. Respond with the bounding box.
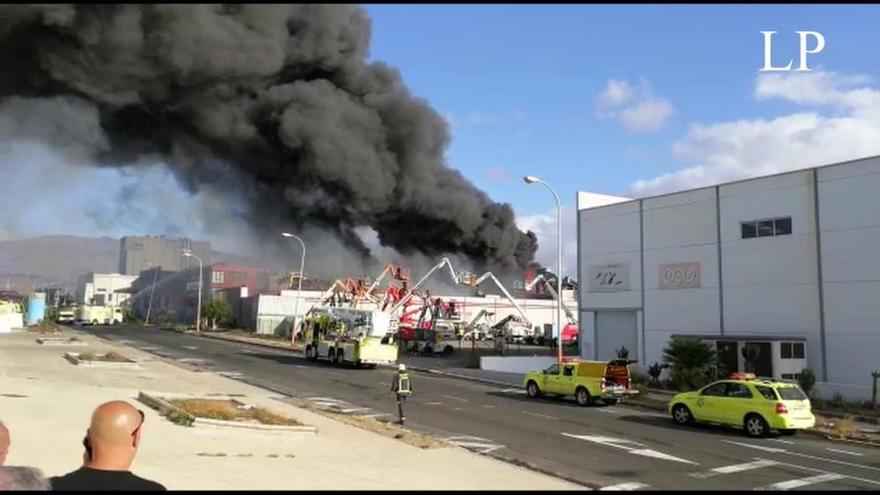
[524,359,639,406]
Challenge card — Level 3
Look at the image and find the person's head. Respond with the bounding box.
[85,401,145,471]
[398,363,406,372]
[0,466,50,490]
[0,421,9,466]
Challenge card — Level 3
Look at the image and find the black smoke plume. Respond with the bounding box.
[0,4,538,274]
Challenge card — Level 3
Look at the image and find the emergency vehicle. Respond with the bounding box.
[302,306,398,368]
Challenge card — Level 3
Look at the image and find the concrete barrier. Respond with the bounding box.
[480,356,556,374]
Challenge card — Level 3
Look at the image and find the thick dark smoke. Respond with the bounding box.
[0,4,538,274]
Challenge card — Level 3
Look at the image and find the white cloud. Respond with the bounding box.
[516,206,577,278]
[595,78,674,133]
[631,70,880,197]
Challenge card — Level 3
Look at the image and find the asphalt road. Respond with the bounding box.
[77,325,880,491]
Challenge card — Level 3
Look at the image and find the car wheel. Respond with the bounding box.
[672,404,694,425]
[744,414,769,438]
[575,387,592,407]
[335,349,344,366]
[328,349,335,364]
[305,346,313,360]
[603,398,619,406]
[778,428,797,436]
[526,381,542,398]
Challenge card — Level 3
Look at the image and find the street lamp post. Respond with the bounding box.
[282,232,306,344]
[524,175,564,365]
[182,250,204,333]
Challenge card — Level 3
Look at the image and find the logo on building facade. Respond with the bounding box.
[659,262,701,290]
[589,263,630,292]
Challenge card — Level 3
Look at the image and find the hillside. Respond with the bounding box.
[0,235,263,293]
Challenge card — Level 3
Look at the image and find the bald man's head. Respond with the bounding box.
[86,401,144,471]
[0,421,9,466]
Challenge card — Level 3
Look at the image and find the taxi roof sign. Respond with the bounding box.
[730,372,756,380]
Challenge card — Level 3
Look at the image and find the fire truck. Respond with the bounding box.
[301,306,398,368]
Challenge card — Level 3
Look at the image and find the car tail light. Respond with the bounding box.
[776,403,788,415]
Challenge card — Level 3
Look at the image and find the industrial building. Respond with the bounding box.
[75,272,137,307]
[118,235,211,276]
[577,155,880,400]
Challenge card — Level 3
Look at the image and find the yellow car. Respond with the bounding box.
[668,373,815,438]
[524,359,639,406]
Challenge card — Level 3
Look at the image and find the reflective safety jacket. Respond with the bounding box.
[391,372,412,396]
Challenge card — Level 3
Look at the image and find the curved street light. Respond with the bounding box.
[182,249,204,333]
[282,232,306,344]
[524,175,564,364]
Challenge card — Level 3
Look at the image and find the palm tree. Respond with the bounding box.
[662,338,716,390]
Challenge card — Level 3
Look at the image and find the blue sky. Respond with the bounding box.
[365,4,880,214]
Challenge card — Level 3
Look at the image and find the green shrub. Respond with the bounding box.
[798,368,817,398]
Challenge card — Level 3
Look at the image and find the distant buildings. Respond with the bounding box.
[118,236,211,276]
[75,272,138,306]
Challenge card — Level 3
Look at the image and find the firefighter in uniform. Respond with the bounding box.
[390,363,412,425]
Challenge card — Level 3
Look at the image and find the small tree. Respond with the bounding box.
[201,299,233,330]
[798,368,817,398]
[662,338,716,390]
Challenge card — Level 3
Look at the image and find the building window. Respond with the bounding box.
[780,342,805,359]
[774,217,792,235]
[741,216,792,239]
[212,271,224,284]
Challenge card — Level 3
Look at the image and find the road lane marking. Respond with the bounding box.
[627,448,698,465]
[690,459,779,479]
[600,482,650,491]
[827,448,863,457]
[379,381,390,386]
[723,440,880,473]
[218,371,244,378]
[722,441,786,453]
[522,410,557,420]
[426,401,444,406]
[453,407,463,411]
[756,473,846,491]
[502,388,527,395]
[443,395,470,403]
[562,433,697,465]
[769,439,795,445]
[444,435,505,455]
[183,345,198,350]
[596,407,620,414]
[339,407,371,413]
[483,404,495,408]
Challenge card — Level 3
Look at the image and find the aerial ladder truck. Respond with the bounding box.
[525,274,579,345]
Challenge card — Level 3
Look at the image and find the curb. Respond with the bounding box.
[64,351,141,369]
[137,391,317,434]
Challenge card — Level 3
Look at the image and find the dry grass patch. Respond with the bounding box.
[167,398,302,426]
[77,351,133,362]
[29,320,63,334]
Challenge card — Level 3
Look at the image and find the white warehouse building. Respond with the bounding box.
[577,155,880,400]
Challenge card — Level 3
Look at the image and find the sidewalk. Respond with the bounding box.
[0,330,581,490]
